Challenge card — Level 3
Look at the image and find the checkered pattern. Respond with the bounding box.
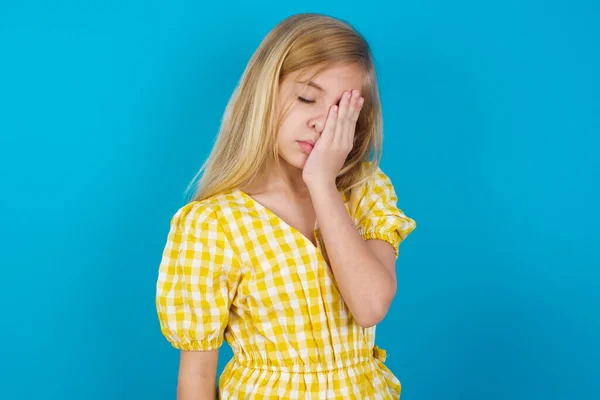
[156,163,416,399]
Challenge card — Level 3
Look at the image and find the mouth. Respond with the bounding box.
[297,141,314,153]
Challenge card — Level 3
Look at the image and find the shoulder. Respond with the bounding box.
[169,200,215,233]
[354,161,396,197]
[361,160,393,181]
[169,190,244,232]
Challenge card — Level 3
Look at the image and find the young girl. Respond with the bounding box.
[156,13,416,399]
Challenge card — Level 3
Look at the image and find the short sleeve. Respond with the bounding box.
[155,201,242,351]
[353,166,416,258]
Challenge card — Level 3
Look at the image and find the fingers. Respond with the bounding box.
[334,90,364,146]
[321,90,364,146]
[351,91,364,123]
[320,104,338,144]
[336,91,353,121]
[347,89,364,122]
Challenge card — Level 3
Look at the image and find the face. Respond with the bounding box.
[275,63,365,170]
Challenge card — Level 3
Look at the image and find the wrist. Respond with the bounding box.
[306,178,338,195]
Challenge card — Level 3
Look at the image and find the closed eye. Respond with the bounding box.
[297,96,316,104]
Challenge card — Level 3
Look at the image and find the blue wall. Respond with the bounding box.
[1,1,598,399]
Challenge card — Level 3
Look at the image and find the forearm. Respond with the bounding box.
[177,373,216,400]
[177,350,218,400]
[308,182,395,327]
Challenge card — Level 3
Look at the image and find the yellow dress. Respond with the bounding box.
[156,164,416,399]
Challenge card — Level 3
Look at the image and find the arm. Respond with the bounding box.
[308,182,396,328]
[302,89,414,328]
[177,350,219,400]
[156,203,242,399]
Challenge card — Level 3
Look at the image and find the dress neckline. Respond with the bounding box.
[234,187,322,253]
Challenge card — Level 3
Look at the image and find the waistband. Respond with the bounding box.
[232,345,388,374]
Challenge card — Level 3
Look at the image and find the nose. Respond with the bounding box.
[309,116,325,134]
[309,96,344,134]
[308,106,331,134]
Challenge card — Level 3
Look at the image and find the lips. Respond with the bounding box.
[298,141,314,153]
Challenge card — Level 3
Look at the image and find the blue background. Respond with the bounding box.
[1,1,598,399]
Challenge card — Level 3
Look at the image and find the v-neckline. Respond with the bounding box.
[235,188,321,251]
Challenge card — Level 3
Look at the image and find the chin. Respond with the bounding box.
[278,153,306,170]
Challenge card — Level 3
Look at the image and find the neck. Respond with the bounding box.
[244,158,309,197]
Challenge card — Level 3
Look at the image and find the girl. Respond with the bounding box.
[156,13,416,399]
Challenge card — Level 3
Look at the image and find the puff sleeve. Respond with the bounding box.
[353,166,416,258]
[156,201,242,351]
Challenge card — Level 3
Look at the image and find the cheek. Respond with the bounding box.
[277,109,304,137]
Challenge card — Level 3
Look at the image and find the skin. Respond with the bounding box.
[275,64,366,183]
[247,63,398,327]
[242,64,367,245]
[177,64,398,400]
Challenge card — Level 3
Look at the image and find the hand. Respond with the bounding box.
[302,89,365,188]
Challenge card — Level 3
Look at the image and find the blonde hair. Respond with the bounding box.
[185,13,384,205]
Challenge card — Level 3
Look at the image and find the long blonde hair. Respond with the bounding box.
[185,13,384,205]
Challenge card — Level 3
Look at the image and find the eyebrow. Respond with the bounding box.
[297,80,325,92]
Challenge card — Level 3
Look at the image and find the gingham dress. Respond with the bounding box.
[156,164,416,399]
